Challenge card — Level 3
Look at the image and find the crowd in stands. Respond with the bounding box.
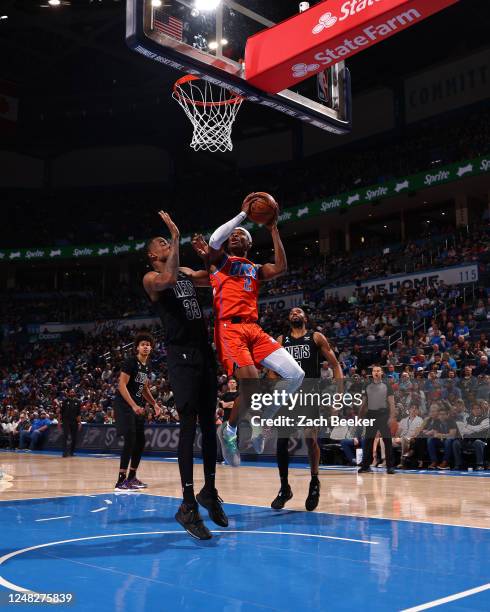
[3,223,490,333]
[2,107,489,250]
[1,266,490,468]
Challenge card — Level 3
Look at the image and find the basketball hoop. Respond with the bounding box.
[172,75,244,153]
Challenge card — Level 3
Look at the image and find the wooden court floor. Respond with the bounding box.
[2,452,490,529]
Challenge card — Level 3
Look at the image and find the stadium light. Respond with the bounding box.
[151,0,162,7]
[208,39,228,50]
[194,0,222,12]
[48,0,61,6]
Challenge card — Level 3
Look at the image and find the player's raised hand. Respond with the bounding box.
[241,192,258,216]
[158,211,180,241]
[192,234,209,259]
[265,217,278,232]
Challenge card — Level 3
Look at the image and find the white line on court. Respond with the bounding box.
[145,492,490,532]
[0,528,378,593]
[401,583,490,611]
[3,489,490,531]
[143,509,157,512]
[35,516,71,522]
[90,507,107,513]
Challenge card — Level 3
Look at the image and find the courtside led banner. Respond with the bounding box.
[245,0,459,93]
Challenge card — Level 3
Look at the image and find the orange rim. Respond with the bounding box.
[173,74,244,108]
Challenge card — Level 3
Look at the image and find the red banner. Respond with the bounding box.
[245,0,459,94]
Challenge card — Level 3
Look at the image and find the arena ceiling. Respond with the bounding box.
[0,0,488,156]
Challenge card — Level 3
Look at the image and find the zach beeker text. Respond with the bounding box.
[250,415,376,428]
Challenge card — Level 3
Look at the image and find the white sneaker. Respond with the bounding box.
[218,423,240,467]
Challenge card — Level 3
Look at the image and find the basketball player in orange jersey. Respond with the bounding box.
[193,194,305,467]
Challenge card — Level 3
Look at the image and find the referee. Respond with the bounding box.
[60,389,81,458]
[358,365,396,474]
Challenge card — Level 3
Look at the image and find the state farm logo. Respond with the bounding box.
[312,11,337,34]
[292,62,320,78]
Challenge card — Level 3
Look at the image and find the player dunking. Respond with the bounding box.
[270,308,343,511]
[144,211,228,540]
[193,194,305,466]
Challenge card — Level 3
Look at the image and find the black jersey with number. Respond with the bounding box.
[283,331,320,378]
[152,271,209,347]
[114,357,150,408]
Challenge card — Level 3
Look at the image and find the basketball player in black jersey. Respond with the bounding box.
[114,332,162,491]
[271,307,343,511]
[143,211,228,540]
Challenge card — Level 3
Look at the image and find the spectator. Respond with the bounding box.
[453,403,489,470]
[426,407,458,470]
[19,410,52,451]
[474,355,490,377]
[395,406,424,468]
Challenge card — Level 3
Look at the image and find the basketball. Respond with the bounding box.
[246,192,279,226]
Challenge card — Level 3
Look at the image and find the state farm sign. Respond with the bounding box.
[246,0,459,94]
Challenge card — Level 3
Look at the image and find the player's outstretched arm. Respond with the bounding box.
[314,332,344,382]
[143,211,180,296]
[207,197,254,265]
[258,222,287,281]
[180,266,211,288]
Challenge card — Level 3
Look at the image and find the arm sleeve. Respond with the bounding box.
[209,211,247,250]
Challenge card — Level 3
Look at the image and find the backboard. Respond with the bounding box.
[126,0,352,135]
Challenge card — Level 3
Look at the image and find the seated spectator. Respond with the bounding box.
[474,356,490,377]
[19,410,52,451]
[394,406,424,468]
[8,413,31,449]
[453,403,489,470]
[475,375,490,401]
[425,407,458,470]
[398,372,412,391]
[386,364,399,383]
[455,320,470,338]
[338,411,366,466]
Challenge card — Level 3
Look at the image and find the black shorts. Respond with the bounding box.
[166,344,217,418]
[114,401,145,437]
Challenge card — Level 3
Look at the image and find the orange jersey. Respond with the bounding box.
[210,255,261,321]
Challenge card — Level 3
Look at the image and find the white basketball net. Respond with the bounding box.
[173,76,244,153]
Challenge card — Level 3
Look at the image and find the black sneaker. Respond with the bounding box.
[62,452,69,458]
[196,488,229,527]
[386,467,396,475]
[305,479,320,512]
[358,466,372,473]
[271,486,293,510]
[175,503,212,540]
